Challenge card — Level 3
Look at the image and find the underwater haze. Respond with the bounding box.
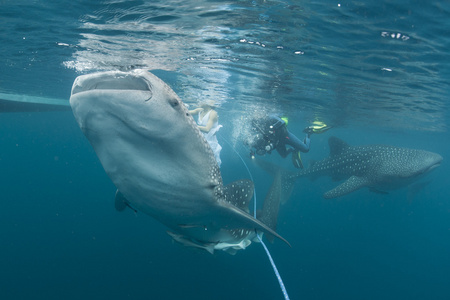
[1,1,449,299]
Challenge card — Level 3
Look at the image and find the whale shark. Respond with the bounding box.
[297,136,442,199]
[69,69,289,254]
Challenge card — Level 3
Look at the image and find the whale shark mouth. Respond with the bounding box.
[71,72,152,96]
[421,154,443,174]
[426,161,441,173]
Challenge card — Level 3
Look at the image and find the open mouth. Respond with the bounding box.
[71,72,151,96]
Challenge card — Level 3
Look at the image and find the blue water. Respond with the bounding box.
[1,1,449,299]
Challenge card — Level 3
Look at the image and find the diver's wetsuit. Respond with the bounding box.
[251,115,310,157]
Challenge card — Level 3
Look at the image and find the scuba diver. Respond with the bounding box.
[246,114,330,169]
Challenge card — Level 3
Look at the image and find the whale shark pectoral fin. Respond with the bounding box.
[114,190,128,212]
[167,231,217,254]
[369,188,389,195]
[323,176,370,199]
[114,190,137,213]
[217,200,291,247]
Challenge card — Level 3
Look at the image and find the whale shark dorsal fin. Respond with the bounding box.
[323,175,370,199]
[328,136,350,157]
[222,180,254,212]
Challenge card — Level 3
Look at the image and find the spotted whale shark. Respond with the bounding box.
[297,136,442,199]
[69,69,289,254]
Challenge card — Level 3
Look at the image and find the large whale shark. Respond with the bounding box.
[69,69,289,254]
[297,136,442,199]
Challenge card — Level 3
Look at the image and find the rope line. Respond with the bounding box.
[220,135,290,300]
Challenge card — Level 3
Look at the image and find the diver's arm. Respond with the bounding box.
[198,110,218,133]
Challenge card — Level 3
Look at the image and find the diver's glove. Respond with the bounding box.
[303,126,314,138]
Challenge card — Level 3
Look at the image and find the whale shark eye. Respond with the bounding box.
[169,98,179,108]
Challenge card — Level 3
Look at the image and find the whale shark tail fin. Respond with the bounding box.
[259,171,282,231]
[261,168,297,244]
[252,157,298,205]
[250,158,298,244]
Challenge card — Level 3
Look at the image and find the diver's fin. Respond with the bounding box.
[292,150,303,169]
[303,121,331,135]
[311,121,331,134]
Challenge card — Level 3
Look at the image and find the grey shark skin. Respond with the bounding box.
[298,136,442,199]
[70,69,289,254]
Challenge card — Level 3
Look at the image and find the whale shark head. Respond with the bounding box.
[396,149,442,177]
[70,69,289,253]
[70,70,219,207]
